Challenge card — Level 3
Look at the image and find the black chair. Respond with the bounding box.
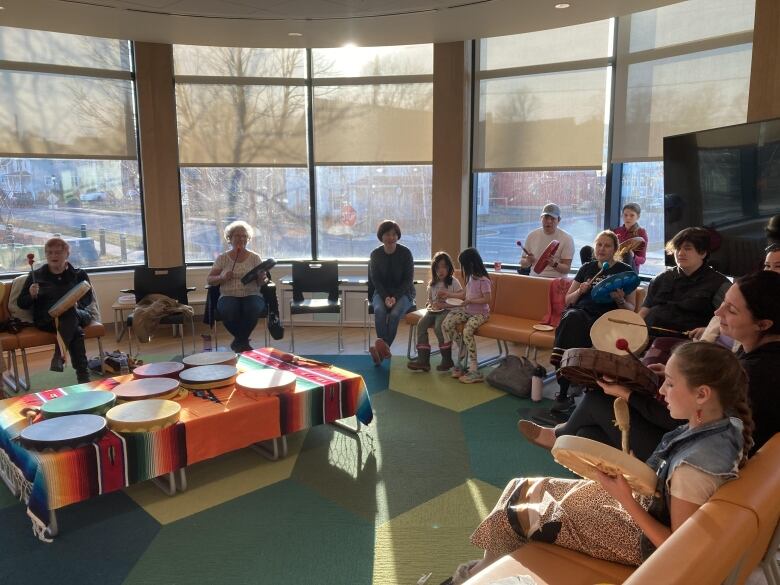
[364,277,417,355]
[204,284,270,350]
[126,266,196,357]
[289,261,342,353]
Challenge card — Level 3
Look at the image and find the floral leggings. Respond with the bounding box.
[441,309,489,371]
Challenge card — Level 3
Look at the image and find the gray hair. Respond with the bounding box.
[223,220,254,242]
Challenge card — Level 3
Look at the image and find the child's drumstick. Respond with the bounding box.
[26,253,36,283]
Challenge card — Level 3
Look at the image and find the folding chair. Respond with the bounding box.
[126,266,196,357]
[289,261,342,353]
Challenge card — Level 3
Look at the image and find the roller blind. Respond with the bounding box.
[0,71,137,159]
[176,84,307,166]
[473,68,608,171]
[173,45,306,78]
[313,83,433,164]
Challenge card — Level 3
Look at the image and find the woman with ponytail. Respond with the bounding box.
[443,342,751,585]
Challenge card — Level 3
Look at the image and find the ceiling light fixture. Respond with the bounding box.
[288,32,302,37]
[555,3,570,8]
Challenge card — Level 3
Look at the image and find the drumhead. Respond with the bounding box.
[106,399,181,433]
[20,414,107,450]
[48,281,92,318]
[552,435,658,496]
[591,309,648,355]
[179,365,238,390]
[235,370,297,396]
[182,351,238,368]
[41,391,116,418]
[533,240,560,274]
[132,361,185,379]
[591,272,640,304]
[112,378,181,401]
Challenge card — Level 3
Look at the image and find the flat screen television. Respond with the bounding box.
[663,117,780,277]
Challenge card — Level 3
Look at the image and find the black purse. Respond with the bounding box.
[267,312,284,340]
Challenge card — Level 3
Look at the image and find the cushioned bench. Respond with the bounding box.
[463,433,780,585]
[1,276,106,394]
[405,271,646,364]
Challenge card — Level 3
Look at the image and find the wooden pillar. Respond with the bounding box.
[133,42,184,268]
[747,0,780,122]
[431,42,472,258]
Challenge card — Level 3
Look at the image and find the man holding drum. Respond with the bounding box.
[518,203,575,278]
[18,237,94,383]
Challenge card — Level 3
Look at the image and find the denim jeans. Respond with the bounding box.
[372,292,413,345]
[217,294,266,344]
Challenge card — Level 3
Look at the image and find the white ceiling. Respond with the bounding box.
[0,0,682,48]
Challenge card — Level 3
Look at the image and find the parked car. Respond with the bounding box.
[79,191,108,203]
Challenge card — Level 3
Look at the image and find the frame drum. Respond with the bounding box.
[590,271,640,304]
[559,348,659,395]
[132,361,185,379]
[106,399,181,433]
[235,370,297,397]
[48,281,92,318]
[112,378,181,401]
[41,391,116,418]
[533,240,560,274]
[178,364,238,390]
[552,435,658,496]
[20,414,107,451]
[591,309,649,355]
[182,351,238,368]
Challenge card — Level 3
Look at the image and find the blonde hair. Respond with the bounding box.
[223,220,254,242]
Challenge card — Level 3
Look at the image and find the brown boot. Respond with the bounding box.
[436,345,454,371]
[407,347,431,372]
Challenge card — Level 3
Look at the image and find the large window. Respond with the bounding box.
[613,0,755,274]
[174,46,310,262]
[312,45,433,260]
[474,21,613,266]
[0,27,142,271]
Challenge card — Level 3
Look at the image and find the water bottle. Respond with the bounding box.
[201,334,212,352]
[119,356,130,376]
[531,365,546,402]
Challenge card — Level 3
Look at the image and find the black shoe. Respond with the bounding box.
[230,340,242,353]
[549,395,575,413]
[76,371,91,384]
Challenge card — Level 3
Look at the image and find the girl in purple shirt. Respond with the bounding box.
[439,248,492,384]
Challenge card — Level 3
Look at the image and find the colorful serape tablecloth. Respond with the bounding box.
[238,347,373,434]
[0,349,372,541]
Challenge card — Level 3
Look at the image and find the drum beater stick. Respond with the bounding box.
[608,317,689,337]
[27,253,36,283]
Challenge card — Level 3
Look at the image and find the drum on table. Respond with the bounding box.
[178,364,238,391]
[106,399,181,433]
[132,361,185,379]
[40,391,116,419]
[591,309,649,355]
[559,347,658,395]
[20,414,107,451]
[590,271,640,304]
[112,378,182,401]
[235,370,297,397]
[182,351,238,368]
[48,281,92,318]
[552,435,658,496]
[533,240,560,274]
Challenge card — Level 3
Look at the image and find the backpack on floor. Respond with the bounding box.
[485,355,537,398]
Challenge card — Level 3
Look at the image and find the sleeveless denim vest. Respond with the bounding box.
[640,417,743,560]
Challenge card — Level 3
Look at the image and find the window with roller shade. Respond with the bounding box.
[613,0,755,275]
[311,44,433,260]
[473,20,613,268]
[174,45,310,262]
[0,26,142,273]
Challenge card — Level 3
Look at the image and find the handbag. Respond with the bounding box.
[485,355,538,398]
[267,312,284,340]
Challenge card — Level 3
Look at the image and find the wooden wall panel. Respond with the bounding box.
[431,42,472,260]
[134,42,184,268]
[748,0,780,122]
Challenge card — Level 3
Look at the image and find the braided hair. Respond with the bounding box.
[671,342,754,467]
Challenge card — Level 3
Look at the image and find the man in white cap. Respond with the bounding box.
[518,203,575,277]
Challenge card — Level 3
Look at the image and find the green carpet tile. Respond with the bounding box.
[0,352,575,585]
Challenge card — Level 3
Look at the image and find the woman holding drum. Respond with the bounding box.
[443,343,752,585]
[547,230,637,415]
[18,237,94,383]
[207,221,268,353]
